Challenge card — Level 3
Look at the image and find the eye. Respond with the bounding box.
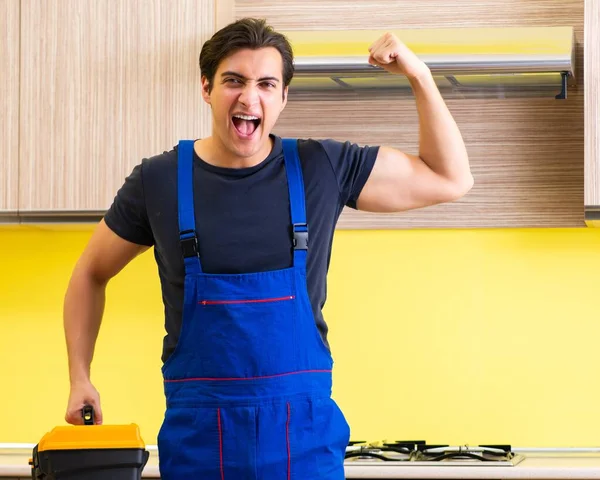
[261,82,276,89]
[225,78,242,85]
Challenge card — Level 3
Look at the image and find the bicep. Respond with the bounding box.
[74,220,150,284]
[356,146,462,212]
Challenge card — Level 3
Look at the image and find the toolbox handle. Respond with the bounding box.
[82,404,95,425]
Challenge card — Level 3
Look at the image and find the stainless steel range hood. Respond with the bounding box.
[286,27,576,99]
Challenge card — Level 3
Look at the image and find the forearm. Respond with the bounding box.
[63,269,106,386]
[409,69,473,187]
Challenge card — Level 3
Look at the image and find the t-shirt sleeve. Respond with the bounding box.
[103,162,155,246]
[320,139,379,209]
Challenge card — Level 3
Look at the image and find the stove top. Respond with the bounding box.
[345,441,525,466]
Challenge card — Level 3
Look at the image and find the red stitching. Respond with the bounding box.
[286,402,291,480]
[218,408,224,480]
[200,295,295,305]
[164,369,332,383]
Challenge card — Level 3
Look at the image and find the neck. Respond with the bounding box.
[195,135,273,169]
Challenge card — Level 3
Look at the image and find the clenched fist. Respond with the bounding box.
[65,381,103,425]
[368,32,430,80]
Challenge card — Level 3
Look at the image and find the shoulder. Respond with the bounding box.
[284,135,379,179]
[142,146,178,173]
[292,137,379,178]
[292,137,340,165]
[296,137,342,153]
[136,145,180,190]
[294,137,379,162]
[290,136,379,208]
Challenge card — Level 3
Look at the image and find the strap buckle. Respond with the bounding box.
[180,230,199,258]
[293,223,308,250]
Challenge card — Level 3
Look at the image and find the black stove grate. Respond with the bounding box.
[345,441,515,462]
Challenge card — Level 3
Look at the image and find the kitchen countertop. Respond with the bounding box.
[3,448,600,479]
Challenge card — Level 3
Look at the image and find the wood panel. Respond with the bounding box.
[0,0,20,212]
[216,0,235,31]
[584,0,600,224]
[236,0,585,229]
[19,0,214,212]
[237,0,583,30]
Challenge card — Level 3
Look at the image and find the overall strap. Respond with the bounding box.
[177,140,203,275]
[281,138,308,270]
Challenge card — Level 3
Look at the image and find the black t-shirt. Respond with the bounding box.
[104,135,379,363]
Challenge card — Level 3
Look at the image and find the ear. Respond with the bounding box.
[201,76,212,105]
[281,86,289,111]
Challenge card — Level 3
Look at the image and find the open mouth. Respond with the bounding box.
[232,114,261,137]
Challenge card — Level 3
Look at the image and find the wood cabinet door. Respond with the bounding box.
[585,0,600,226]
[0,0,20,213]
[238,0,585,229]
[19,0,213,213]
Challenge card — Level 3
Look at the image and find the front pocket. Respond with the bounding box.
[190,292,299,378]
[157,407,222,479]
[199,295,295,306]
[287,397,349,480]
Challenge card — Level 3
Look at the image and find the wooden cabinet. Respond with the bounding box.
[18,0,213,213]
[2,0,593,227]
[585,0,600,227]
[240,0,586,229]
[0,0,20,213]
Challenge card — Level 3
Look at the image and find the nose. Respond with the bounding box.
[238,83,259,108]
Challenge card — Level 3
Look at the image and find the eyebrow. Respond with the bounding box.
[221,71,281,83]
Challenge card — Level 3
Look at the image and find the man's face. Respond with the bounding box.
[202,47,288,161]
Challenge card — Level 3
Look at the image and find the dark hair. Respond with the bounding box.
[199,18,294,93]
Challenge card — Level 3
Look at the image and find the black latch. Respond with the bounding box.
[82,404,95,425]
[180,230,199,258]
[293,223,308,250]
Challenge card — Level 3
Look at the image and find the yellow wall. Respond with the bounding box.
[1,225,599,447]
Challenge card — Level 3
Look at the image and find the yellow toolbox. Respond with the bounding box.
[30,406,149,479]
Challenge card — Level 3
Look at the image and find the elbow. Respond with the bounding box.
[69,259,111,291]
[461,172,475,195]
[448,172,474,201]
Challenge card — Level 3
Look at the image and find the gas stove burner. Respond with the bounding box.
[345,449,406,462]
[345,440,407,462]
[345,440,430,462]
[345,441,524,465]
[417,445,516,461]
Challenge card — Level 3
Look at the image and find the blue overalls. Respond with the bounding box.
[157,139,350,479]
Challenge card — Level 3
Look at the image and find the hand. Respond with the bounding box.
[65,381,103,425]
[368,33,430,80]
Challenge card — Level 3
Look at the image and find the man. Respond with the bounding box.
[63,17,472,479]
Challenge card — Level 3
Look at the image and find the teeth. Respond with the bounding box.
[233,114,259,121]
